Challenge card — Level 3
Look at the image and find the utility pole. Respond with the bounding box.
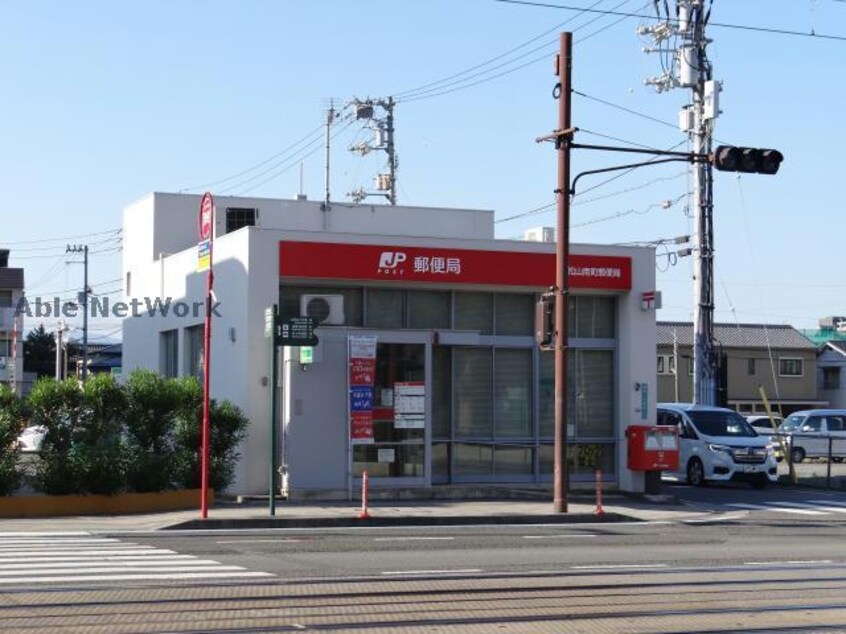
[348,97,398,205]
[54,320,69,380]
[549,33,574,514]
[324,100,335,211]
[66,244,90,383]
[641,1,719,405]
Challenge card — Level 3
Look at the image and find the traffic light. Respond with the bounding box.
[535,292,555,350]
[712,146,784,175]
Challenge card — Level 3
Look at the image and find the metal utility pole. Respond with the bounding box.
[553,33,573,514]
[324,100,335,211]
[54,320,68,380]
[66,244,89,382]
[348,97,398,205]
[641,1,719,405]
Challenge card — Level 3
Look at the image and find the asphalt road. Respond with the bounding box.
[4,487,846,633]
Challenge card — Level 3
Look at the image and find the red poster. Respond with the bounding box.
[350,358,376,386]
[350,411,374,442]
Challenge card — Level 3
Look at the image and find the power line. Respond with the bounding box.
[396,0,617,101]
[180,124,325,192]
[494,0,846,41]
[1,228,120,247]
[398,0,639,103]
[575,91,678,129]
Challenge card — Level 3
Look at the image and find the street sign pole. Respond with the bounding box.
[269,304,279,516]
[199,192,214,519]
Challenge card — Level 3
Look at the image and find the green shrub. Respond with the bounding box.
[0,385,25,495]
[28,378,85,495]
[172,377,249,492]
[77,374,127,495]
[123,370,179,492]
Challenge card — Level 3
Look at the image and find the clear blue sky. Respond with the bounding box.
[2,1,844,341]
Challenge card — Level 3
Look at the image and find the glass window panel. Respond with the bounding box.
[539,352,554,438]
[432,443,449,480]
[573,350,614,437]
[493,445,532,476]
[454,292,493,334]
[432,347,451,439]
[279,285,363,326]
[159,329,178,378]
[539,443,616,477]
[184,325,203,379]
[575,296,615,338]
[454,348,493,438]
[408,291,450,329]
[454,443,493,477]
[365,289,404,329]
[353,444,424,478]
[494,349,532,438]
[495,294,533,336]
[0,291,11,308]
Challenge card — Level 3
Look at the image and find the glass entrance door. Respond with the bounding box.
[352,343,426,480]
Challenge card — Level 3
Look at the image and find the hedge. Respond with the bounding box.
[0,370,248,496]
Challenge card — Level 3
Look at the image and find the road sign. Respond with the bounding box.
[199,192,213,240]
[278,316,319,347]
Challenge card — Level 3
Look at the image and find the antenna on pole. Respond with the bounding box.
[323,100,335,211]
[347,96,398,205]
[640,0,720,405]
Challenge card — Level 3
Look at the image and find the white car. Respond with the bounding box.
[16,425,47,453]
[658,404,778,488]
[782,410,846,463]
[745,415,785,461]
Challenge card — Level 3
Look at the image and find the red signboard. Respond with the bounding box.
[280,241,631,290]
[199,192,214,241]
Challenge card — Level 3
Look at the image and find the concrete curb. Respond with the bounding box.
[162,511,636,530]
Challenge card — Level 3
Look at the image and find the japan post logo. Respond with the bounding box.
[378,251,407,271]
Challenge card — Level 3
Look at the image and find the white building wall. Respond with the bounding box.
[818,348,846,409]
[122,193,657,496]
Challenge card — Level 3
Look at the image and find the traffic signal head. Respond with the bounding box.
[712,146,783,175]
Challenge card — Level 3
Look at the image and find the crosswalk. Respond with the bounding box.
[0,532,274,585]
[725,499,846,516]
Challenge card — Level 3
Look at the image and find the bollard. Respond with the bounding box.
[358,470,371,519]
[594,468,605,516]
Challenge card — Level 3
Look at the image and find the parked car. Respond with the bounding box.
[781,410,846,463]
[745,415,785,461]
[657,404,778,488]
[16,425,47,453]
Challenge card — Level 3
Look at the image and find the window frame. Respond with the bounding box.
[778,357,804,378]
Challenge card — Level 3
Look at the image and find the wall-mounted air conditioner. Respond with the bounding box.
[300,294,345,326]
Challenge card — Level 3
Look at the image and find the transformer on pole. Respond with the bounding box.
[347,97,398,205]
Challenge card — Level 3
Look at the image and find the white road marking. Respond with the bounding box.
[744,560,833,566]
[683,512,748,523]
[0,538,119,546]
[726,503,827,515]
[773,502,846,514]
[0,555,195,564]
[0,559,234,570]
[0,571,273,584]
[381,568,483,576]
[373,537,455,542]
[570,563,668,570]
[0,549,166,558]
[808,499,846,507]
[215,539,306,544]
[522,534,597,539]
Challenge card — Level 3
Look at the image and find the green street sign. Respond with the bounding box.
[300,346,314,364]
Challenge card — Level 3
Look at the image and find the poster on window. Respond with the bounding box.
[349,336,378,443]
[394,381,425,429]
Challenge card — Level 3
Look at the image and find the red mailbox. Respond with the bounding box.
[627,425,679,471]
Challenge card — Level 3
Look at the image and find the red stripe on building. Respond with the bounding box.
[279,241,631,290]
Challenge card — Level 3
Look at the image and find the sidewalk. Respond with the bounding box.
[0,494,712,533]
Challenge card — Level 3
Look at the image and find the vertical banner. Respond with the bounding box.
[9,309,19,395]
[348,336,377,443]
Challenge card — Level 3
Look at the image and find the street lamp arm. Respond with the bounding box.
[571,142,708,160]
[569,157,694,197]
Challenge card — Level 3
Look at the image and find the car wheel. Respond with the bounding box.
[832,457,844,464]
[687,458,706,487]
[790,447,805,464]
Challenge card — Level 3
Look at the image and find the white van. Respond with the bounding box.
[782,410,846,463]
[657,403,778,488]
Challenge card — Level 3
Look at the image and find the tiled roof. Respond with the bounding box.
[657,321,816,350]
[0,268,23,290]
[824,340,846,356]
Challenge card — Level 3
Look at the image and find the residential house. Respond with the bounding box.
[657,321,823,416]
[0,249,24,394]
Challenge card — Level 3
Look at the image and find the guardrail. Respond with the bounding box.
[764,431,846,490]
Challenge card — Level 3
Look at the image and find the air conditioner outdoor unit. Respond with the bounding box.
[300,294,345,326]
